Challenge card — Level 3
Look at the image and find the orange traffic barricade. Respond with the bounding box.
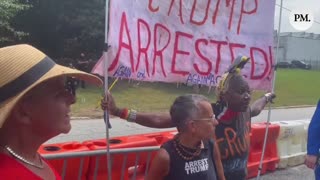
[141,130,177,145]
[39,141,90,180]
[83,135,159,180]
[247,122,280,179]
[127,130,178,179]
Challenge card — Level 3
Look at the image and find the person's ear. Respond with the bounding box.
[186,120,196,133]
[10,101,33,125]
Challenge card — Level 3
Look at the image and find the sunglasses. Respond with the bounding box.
[65,77,80,96]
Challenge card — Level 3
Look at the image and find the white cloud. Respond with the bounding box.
[274,0,320,33]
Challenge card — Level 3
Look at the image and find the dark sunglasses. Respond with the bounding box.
[65,77,80,95]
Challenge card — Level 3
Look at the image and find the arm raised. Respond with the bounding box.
[101,91,175,128]
[250,93,276,117]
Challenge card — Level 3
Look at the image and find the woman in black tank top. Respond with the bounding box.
[146,94,225,180]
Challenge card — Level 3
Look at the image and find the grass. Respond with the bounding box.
[71,69,320,117]
[274,69,320,106]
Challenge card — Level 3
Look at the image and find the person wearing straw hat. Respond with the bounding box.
[102,56,275,180]
[146,94,224,180]
[0,44,102,179]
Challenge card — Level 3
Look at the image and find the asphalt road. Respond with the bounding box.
[46,106,316,144]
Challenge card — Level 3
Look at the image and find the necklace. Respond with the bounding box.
[173,137,202,161]
[4,145,44,169]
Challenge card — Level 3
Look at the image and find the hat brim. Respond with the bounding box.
[0,64,102,127]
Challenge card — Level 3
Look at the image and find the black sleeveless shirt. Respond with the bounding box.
[214,109,251,180]
[161,140,217,180]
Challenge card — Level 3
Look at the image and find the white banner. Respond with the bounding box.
[92,0,276,90]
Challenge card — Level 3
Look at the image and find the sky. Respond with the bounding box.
[274,0,320,33]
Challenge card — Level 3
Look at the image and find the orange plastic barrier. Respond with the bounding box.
[127,130,178,179]
[141,130,178,145]
[83,135,159,180]
[247,122,280,179]
[38,141,90,180]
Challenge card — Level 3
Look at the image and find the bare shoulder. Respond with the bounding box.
[146,148,170,180]
[155,148,170,164]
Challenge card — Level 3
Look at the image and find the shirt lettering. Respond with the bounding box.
[184,158,209,175]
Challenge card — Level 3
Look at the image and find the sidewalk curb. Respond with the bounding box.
[71,106,316,120]
[271,105,316,109]
[70,116,90,120]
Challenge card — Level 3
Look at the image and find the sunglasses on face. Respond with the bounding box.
[65,77,80,96]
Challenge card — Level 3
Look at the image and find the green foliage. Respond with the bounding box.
[0,0,30,46]
[14,0,105,62]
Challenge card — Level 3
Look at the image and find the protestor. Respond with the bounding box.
[0,44,102,179]
[102,56,276,180]
[146,94,224,180]
[305,100,320,180]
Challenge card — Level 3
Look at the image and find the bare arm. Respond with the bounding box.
[212,141,225,180]
[101,91,174,128]
[121,110,174,128]
[250,93,276,117]
[145,148,170,180]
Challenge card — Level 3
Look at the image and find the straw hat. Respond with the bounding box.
[0,44,103,127]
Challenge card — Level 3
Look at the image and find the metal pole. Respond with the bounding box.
[104,0,112,179]
[43,146,161,159]
[256,0,283,179]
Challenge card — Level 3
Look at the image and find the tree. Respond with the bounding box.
[15,0,105,62]
[0,0,29,46]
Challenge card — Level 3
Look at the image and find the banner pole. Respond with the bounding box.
[104,0,112,179]
[256,0,283,179]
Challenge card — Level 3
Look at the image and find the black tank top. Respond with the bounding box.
[161,139,217,180]
[215,110,251,180]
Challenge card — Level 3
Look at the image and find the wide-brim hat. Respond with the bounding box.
[0,44,103,127]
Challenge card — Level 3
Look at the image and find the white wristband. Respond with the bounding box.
[127,109,137,122]
[264,93,273,103]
